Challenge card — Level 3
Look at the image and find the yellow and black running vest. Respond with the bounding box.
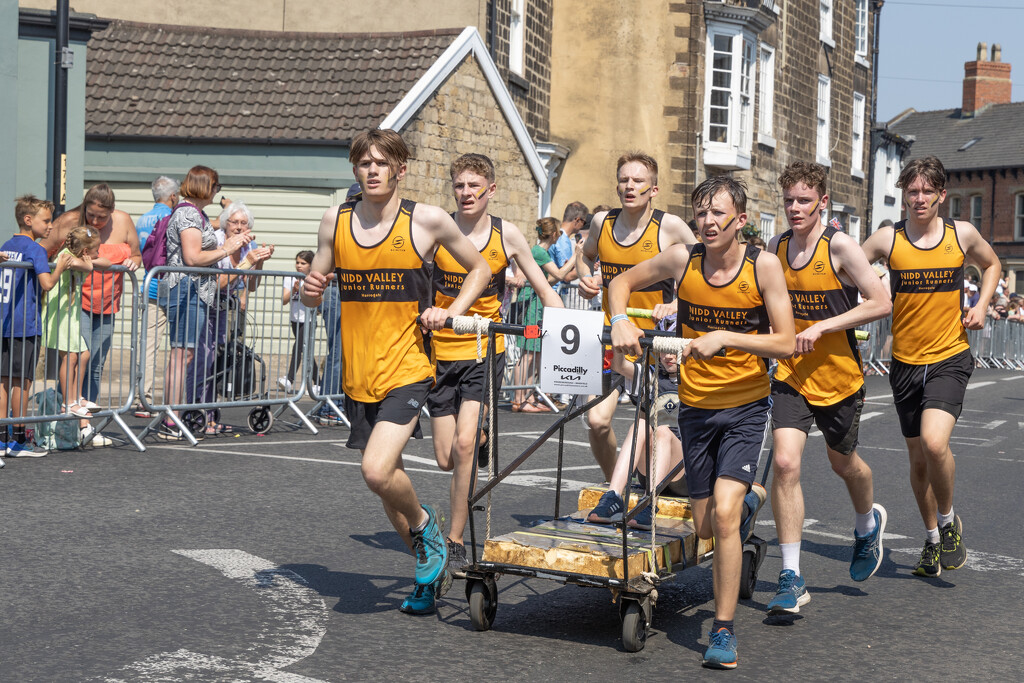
[333,199,433,402]
[677,243,770,409]
[774,226,863,405]
[888,219,969,365]
[599,209,673,331]
[431,215,509,361]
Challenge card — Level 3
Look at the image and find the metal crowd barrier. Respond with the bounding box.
[0,261,144,452]
[967,317,1024,370]
[858,316,892,376]
[304,280,350,427]
[136,264,320,445]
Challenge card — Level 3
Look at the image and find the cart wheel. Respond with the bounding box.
[621,601,648,652]
[467,579,497,631]
[248,406,273,433]
[212,408,221,424]
[182,409,207,436]
[739,549,758,599]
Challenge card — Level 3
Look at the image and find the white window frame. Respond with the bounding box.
[820,0,834,47]
[509,0,525,76]
[849,215,862,244]
[950,195,962,220]
[885,142,898,197]
[760,212,776,239]
[816,75,831,166]
[758,44,776,146]
[1015,193,1024,240]
[702,21,756,170]
[970,195,983,230]
[851,92,866,177]
[854,0,870,66]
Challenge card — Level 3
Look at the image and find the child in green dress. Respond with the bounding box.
[44,226,100,419]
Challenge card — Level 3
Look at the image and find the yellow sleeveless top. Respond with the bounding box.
[889,219,968,365]
[677,244,770,409]
[598,209,673,331]
[431,215,508,361]
[774,226,863,405]
[333,199,433,402]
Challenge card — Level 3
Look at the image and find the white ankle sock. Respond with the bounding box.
[780,542,801,575]
[925,527,940,544]
[937,508,955,528]
[410,510,428,533]
[855,510,876,537]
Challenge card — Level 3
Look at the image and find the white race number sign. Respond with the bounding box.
[540,307,604,395]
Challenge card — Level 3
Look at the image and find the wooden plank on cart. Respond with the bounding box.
[577,484,695,521]
[481,511,712,579]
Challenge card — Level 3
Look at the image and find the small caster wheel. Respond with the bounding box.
[621,600,648,652]
[211,408,221,424]
[739,548,758,599]
[182,409,207,436]
[248,406,273,433]
[467,578,497,631]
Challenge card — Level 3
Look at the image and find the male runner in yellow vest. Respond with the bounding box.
[862,155,1000,578]
[302,129,490,615]
[428,153,563,577]
[575,152,697,480]
[609,176,795,670]
[765,162,892,615]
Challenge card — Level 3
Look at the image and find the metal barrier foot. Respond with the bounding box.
[285,401,319,435]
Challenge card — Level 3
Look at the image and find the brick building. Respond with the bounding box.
[550,0,879,241]
[886,43,1024,285]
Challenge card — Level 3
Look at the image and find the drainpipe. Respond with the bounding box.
[51,0,71,216]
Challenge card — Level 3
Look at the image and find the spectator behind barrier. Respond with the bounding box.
[161,166,253,439]
[135,176,179,417]
[279,250,316,394]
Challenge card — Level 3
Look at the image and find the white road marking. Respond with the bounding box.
[864,394,893,403]
[966,381,995,390]
[503,474,593,490]
[509,433,592,448]
[1001,375,1024,381]
[892,548,1024,576]
[957,418,1006,430]
[97,550,328,683]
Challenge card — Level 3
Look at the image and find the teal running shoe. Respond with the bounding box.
[850,503,887,581]
[767,569,810,615]
[411,504,448,585]
[702,628,738,669]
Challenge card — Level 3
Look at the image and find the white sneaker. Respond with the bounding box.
[312,384,321,395]
[277,376,292,391]
[78,398,102,413]
[81,426,113,447]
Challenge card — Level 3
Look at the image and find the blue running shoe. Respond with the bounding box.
[767,569,810,615]
[587,490,625,524]
[411,504,448,586]
[702,628,738,669]
[628,501,657,530]
[399,582,437,615]
[739,483,766,543]
[7,441,45,458]
[850,503,887,581]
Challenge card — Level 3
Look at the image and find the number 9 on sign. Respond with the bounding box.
[540,307,604,395]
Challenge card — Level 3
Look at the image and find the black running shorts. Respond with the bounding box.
[771,381,865,456]
[426,353,505,418]
[677,397,769,499]
[889,349,973,438]
[344,378,432,450]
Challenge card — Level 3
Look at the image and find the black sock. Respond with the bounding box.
[12,426,26,444]
[712,619,734,635]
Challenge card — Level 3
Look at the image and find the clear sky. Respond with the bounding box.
[876,0,1023,123]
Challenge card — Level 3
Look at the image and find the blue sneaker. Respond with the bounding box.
[7,441,45,458]
[399,582,437,615]
[702,628,738,669]
[739,483,766,543]
[850,503,887,581]
[411,504,448,585]
[628,501,657,530]
[587,490,625,524]
[767,569,810,615]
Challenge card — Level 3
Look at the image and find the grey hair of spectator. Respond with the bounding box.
[218,201,255,231]
[562,201,589,223]
[151,175,180,202]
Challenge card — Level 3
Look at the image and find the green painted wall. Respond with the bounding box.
[1,0,18,220]
[15,33,88,210]
[84,140,354,192]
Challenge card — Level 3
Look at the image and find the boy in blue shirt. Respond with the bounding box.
[1,196,69,456]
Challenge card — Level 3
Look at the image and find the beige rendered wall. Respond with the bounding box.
[20,0,486,33]
[548,1,676,217]
[401,55,538,237]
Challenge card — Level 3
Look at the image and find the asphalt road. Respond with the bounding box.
[3,371,1023,681]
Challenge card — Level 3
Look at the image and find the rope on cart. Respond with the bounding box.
[452,314,491,365]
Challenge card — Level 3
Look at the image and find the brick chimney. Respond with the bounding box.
[963,42,1011,117]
